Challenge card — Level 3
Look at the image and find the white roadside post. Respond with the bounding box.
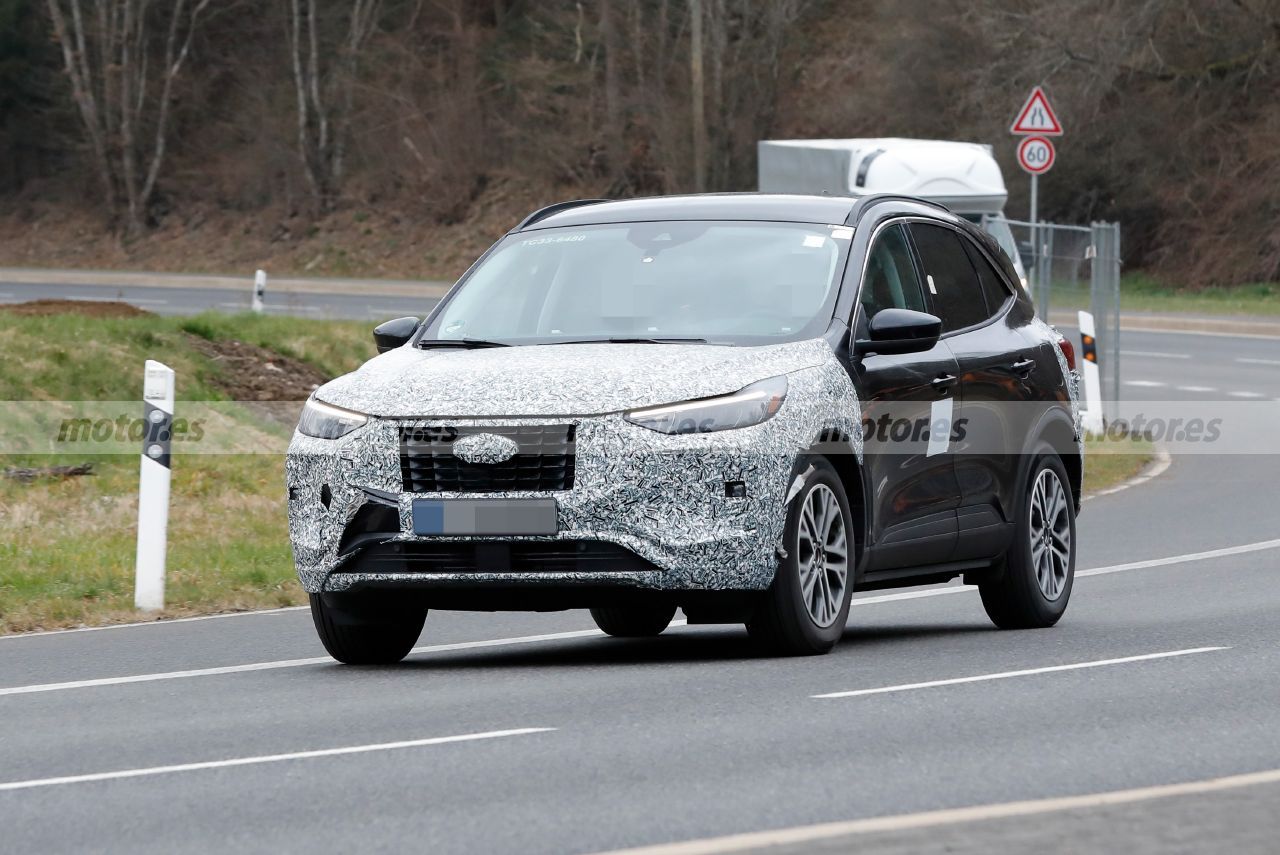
[252,269,266,314]
[1077,311,1105,435]
[134,360,175,611]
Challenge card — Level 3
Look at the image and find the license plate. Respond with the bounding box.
[411,498,558,536]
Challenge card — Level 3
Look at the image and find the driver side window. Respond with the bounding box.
[859,224,926,322]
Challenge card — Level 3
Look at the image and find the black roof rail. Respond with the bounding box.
[513,198,611,232]
[844,193,953,226]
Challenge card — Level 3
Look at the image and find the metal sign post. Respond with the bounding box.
[135,360,175,611]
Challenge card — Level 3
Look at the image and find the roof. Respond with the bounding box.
[517,193,863,231]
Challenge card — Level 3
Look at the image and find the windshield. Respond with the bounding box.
[420,221,850,346]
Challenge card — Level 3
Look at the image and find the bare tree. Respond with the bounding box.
[689,0,707,191]
[45,0,212,233]
[287,0,382,211]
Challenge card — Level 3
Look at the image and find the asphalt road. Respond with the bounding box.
[0,277,438,321]
[2,328,1279,852]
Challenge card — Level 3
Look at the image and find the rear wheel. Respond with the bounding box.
[747,458,854,656]
[980,451,1076,629]
[590,604,677,638]
[309,593,426,664]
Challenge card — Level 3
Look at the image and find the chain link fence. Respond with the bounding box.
[989,218,1122,425]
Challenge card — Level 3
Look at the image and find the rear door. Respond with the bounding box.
[909,221,1041,561]
[850,223,963,570]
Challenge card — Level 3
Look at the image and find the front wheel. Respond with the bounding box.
[309,593,426,664]
[980,452,1076,629]
[747,457,854,656]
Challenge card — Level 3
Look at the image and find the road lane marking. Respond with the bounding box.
[0,621,683,696]
[812,647,1228,699]
[594,767,1280,855]
[1228,390,1266,398]
[1121,350,1189,359]
[1123,380,1166,387]
[1236,357,1280,366]
[4,538,1280,693]
[1177,385,1216,393]
[0,728,554,793]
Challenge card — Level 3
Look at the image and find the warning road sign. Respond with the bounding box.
[1010,86,1063,136]
[1017,136,1055,174]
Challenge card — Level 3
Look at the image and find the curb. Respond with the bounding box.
[1083,448,1172,502]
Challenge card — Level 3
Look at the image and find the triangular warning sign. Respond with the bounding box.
[1010,86,1063,136]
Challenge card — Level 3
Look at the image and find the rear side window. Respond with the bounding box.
[909,223,988,333]
[961,238,1012,316]
[859,224,926,320]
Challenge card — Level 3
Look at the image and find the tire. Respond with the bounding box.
[747,457,854,656]
[309,593,426,664]
[590,604,677,638]
[980,451,1076,629]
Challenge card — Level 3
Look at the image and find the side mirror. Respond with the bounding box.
[373,316,420,353]
[855,308,941,356]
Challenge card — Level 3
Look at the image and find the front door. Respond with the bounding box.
[848,223,962,570]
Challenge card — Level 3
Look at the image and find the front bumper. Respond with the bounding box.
[285,363,863,595]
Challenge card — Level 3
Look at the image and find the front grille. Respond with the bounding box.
[335,539,657,575]
[400,424,576,493]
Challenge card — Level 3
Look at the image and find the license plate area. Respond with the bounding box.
[411,498,558,536]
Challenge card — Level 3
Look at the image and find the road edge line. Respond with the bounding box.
[1083,447,1172,501]
[593,767,1280,855]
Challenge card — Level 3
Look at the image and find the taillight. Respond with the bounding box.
[1057,337,1076,371]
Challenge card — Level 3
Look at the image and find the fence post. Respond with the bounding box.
[134,360,174,612]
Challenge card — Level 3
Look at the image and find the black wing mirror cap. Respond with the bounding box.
[855,308,942,356]
[373,316,421,353]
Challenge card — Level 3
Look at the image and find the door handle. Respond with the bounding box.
[1010,358,1036,378]
[931,373,957,393]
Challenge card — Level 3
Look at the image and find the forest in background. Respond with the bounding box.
[0,0,1276,286]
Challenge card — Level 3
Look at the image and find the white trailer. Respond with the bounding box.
[758,138,1026,284]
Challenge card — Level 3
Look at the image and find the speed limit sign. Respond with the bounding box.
[1017,136,1055,175]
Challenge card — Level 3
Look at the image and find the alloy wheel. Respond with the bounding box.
[1029,468,1072,600]
[795,483,849,627]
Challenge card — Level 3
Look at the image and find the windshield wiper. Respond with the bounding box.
[546,336,713,345]
[417,337,512,349]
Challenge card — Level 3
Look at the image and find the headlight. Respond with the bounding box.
[624,376,788,435]
[297,396,368,439]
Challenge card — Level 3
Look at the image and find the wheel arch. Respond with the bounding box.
[800,428,869,575]
[1026,408,1083,511]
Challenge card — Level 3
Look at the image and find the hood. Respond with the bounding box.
[315,339,831,418]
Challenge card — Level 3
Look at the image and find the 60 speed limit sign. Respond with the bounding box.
[1017,136,1056,175]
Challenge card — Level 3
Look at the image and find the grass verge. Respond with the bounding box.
[1119,275,1280,317]
[1084,434,1155,495]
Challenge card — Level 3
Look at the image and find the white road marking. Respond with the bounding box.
[812,647,1228,699]
[1235,357,1280,366]
[0,621,682,696]
[217,301,247,310]
[5,537,1280,695]
[1123,380,1167,388]
[1177,385,1216,393]
[0,728,554,793]
[1121,350,1189,359]
[1228,390,1266,398]
[264,304,319,313]
[595,767,1280,855]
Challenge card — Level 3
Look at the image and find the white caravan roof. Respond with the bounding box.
[757,138,1008,215]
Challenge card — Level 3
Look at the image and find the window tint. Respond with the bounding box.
[910,223,988,332]
[962,238,1012,316]
[859,224,926,320]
